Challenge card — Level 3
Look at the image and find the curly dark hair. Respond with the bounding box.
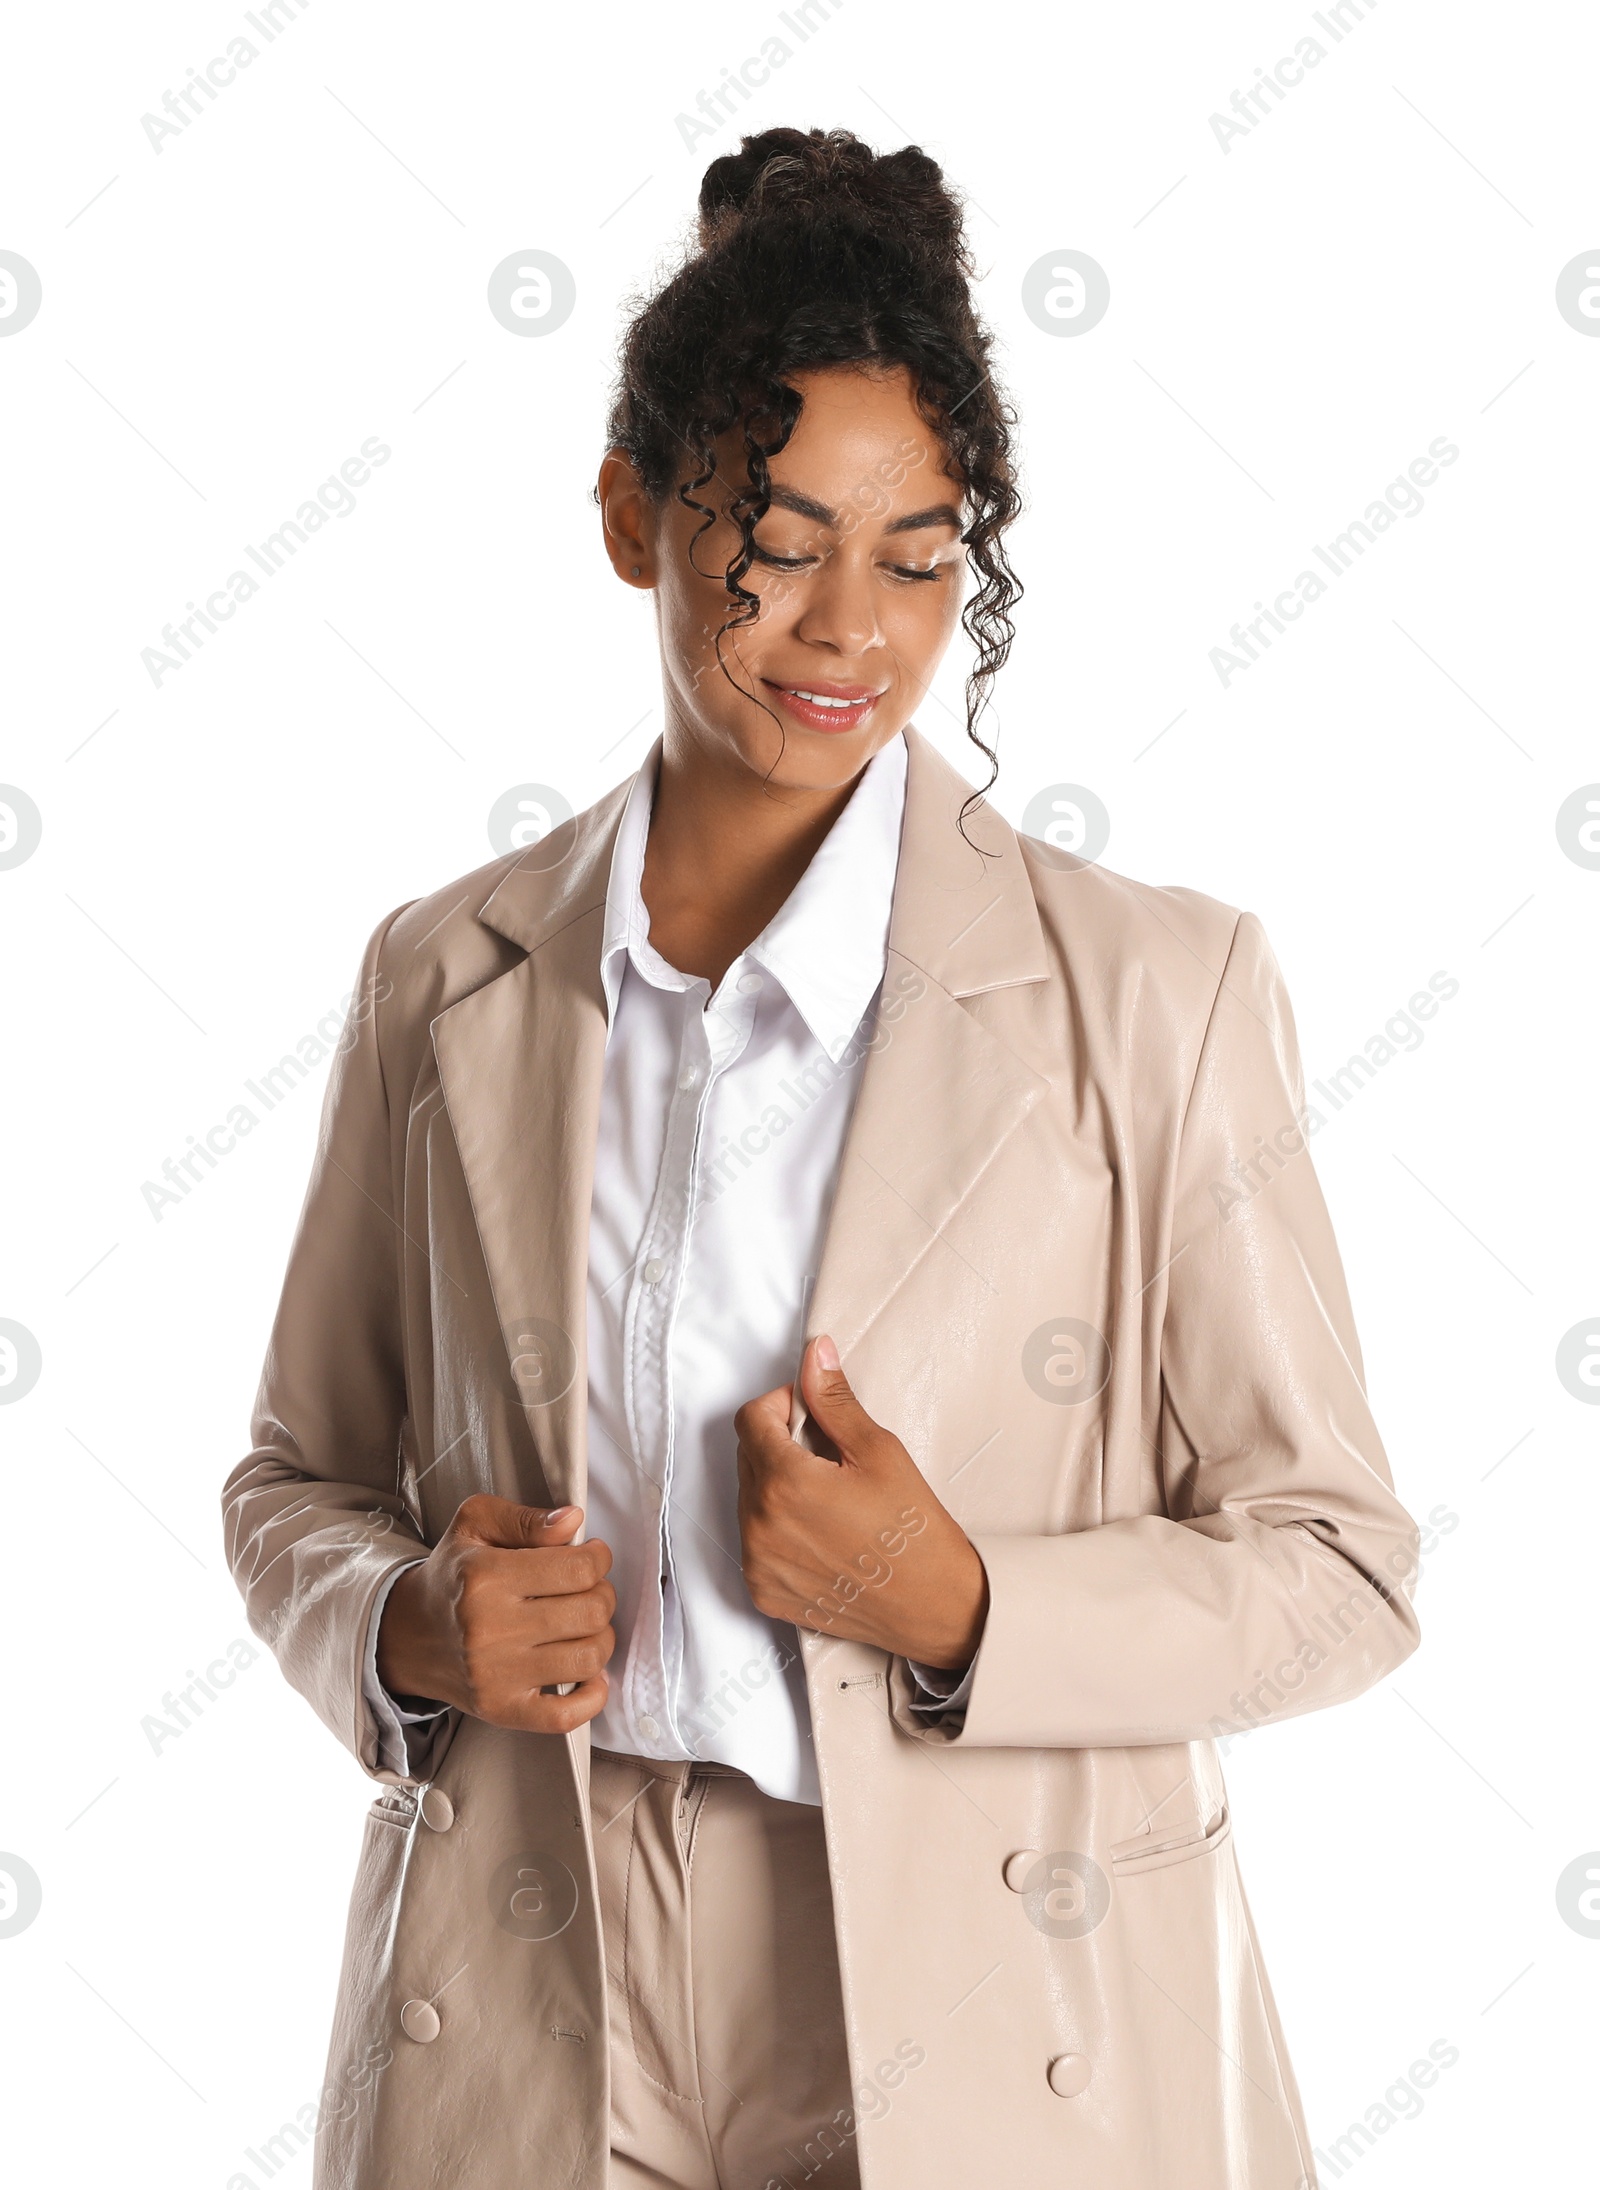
[604,125,1023,811]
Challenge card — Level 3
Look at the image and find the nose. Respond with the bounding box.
[791,551,883,662]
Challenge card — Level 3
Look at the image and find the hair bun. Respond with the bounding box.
[697,126,970,271]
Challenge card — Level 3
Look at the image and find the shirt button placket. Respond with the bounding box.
[644,1006,713,1753]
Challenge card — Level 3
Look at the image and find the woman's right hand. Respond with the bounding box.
[375,1494,616,1734]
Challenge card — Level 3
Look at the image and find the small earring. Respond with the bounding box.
[631,564,642,578]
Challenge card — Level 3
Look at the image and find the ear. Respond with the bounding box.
[598,448,657,588]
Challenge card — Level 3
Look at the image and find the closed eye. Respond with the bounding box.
[750,547,952,583]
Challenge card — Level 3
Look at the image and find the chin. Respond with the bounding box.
[729,715,896,786]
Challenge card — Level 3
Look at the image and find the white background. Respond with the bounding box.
[2,3,1596,2183]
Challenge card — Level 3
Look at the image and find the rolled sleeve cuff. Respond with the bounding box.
[361,1560,450,1780]
[905,1657,976,1715]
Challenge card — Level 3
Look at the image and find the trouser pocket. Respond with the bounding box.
[592,1753,704,2102]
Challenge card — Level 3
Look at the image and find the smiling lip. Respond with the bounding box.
[761,678,887,732]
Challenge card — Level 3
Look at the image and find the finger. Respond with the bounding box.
[456,1596,612,1719]
[512,1581,618,1646]
[739,1375,849,1480]
[481,1533,612,1603]
[475,1541,614,1608]
[735,1386,798,1446]
[798,1335,880,1457]
[523,1627,616,1687]
[454,1492,584,1550]
[735,1399,817,1482]
[506,1671,610,1736]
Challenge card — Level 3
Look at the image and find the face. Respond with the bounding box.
[601,365,967,793]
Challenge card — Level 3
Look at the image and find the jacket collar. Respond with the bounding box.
[473,723,1049,1000]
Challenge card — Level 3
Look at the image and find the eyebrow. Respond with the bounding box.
[763,484,964,536]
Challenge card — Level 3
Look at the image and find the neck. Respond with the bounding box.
[640,720,871,988]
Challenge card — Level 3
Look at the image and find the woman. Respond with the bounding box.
[224,127,1422,2190]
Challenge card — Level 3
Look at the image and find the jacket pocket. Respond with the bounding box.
[1109,1803,1230,1876]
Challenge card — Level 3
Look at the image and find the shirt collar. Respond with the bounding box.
[600,731,908,1063]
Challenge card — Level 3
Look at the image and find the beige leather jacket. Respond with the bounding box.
[223,726,1421,2188]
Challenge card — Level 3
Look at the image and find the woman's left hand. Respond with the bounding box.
[734,1334,990,1672]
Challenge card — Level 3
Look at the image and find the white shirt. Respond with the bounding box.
[363,730,967,1798]
[580,729,906,1802]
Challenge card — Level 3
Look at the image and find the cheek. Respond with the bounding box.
[655,504,772,665]
[656,569,731,687]
[882,576,962,665]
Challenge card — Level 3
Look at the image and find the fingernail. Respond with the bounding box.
[545,1505,579,1524]
[814,1334,840,1372]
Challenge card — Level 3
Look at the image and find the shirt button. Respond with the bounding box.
[638,1715,660,1741]
[736,971,763,993]
[642,1257,666,1285]
[678,1065,701,1091]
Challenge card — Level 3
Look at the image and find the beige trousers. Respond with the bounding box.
[589,1746,861,2190]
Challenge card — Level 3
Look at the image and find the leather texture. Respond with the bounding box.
[222,725,1421,2188]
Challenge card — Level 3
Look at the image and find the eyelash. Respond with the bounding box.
[752,549,947,583]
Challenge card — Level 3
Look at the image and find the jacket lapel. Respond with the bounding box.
[803,726,1052,1360]
[430,726,1051,1517]
[430,784,630,1515]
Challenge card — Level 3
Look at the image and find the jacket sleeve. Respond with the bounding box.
[941,909,1422,1750]
[220,905,458,1785]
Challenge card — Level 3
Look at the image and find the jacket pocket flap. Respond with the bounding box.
[1109,1805,1230,1875]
